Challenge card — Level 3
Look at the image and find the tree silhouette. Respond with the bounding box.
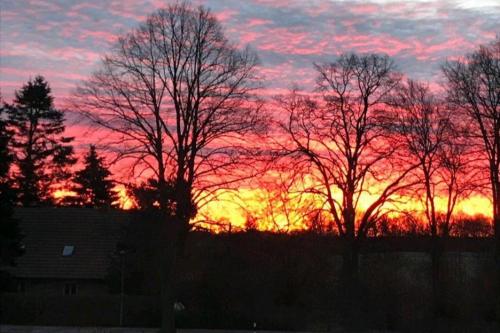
[442,36,500,321]
[276,54,416,318]
[390,80,450,239]
[128,178,176,212]
[0,102,23,276]
[73,3,264,331]
[73,145,118,207]
[389,79,474,318]
[6,76,76,206]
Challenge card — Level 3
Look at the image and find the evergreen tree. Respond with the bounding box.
[73,145,117,207]
[7,76,76,206]
[128,178,176,212]
[0,102,23,273]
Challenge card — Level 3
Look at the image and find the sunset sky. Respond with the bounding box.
[1,0,499,228]
[2,0,499,103]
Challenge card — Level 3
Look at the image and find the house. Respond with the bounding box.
[0,208,168,326]
[7,207,130,296]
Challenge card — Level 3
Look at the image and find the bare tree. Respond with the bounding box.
[389,79,473,317]
[73,2,263,332]
[389,80,448,239]
[276,54,414,292]
[442,37,500,318]
[389,80,473,236]
[437,129,476,237]
[443,37,500,238]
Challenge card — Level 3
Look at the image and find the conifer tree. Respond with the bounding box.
[0,102,23,271]
[128,178,175,211]
[74,145,117,207]
[7,76,76,205]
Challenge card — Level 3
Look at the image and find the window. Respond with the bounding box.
[64,283,77,296]
[62,245,74,256]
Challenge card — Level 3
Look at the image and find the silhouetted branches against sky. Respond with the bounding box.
[274,54,419,240]
[72,3,268,210]
[442,36,500,248]
[72,3,270,331]
[387,79,474,237]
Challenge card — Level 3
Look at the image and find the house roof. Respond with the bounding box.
[8,207,130,280]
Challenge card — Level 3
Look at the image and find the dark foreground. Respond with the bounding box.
[0,327,390,333]
[0,325,394,333]
[2,231,499,331]
[2,325,500,333]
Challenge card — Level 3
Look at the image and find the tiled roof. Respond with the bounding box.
[8,207,130,280]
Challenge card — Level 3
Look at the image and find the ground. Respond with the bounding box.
[0,326,392,333]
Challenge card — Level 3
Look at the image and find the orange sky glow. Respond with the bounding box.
[52,185,490,233]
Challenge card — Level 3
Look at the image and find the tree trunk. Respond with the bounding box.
[159,218,185,333]
[342,240,359,285]
[159,178,192,333]
[494,195,500,322]
[341,238,360,325]
[341,204,358,286]
[492,178,500,323]
[431,236,443,320]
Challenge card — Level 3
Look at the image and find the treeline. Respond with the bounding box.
[206,212,493,239]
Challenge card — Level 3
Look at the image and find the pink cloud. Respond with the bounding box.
[337,34,410,57]
[246,28,329,56]
[350,4,379,15]
[214,9,238,22]
[79,30,118,43]
[251,0,291,8]
[0,42,101,66]
[246,18,272,27]
[238,31,260,44]
[0,67,87,82]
